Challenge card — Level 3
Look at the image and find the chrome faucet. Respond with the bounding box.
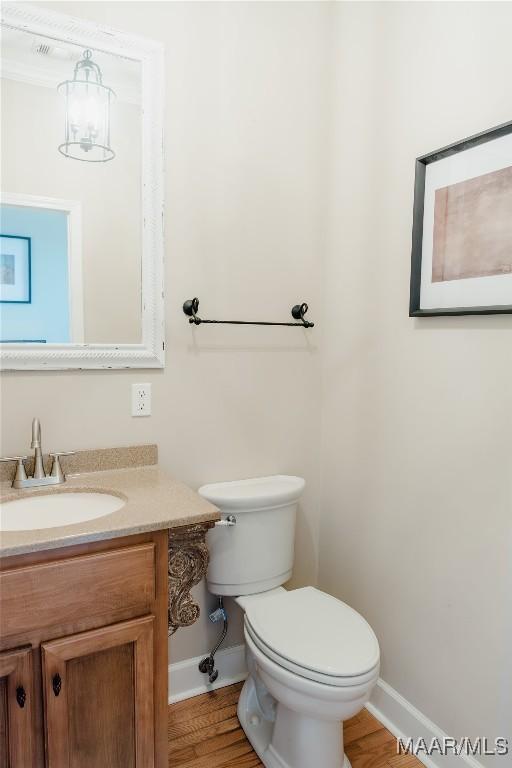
[0,418,75,489]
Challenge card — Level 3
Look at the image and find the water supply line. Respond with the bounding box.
[198,597,228,683]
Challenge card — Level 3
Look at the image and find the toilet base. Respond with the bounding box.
[238,675,351,768]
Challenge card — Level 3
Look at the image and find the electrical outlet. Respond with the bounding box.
[131,383,152,417]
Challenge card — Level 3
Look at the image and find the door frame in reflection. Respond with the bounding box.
[1,192,84,343]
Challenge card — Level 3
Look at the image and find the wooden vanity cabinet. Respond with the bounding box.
[0,646,34,768]
[0,531,168,768]
[42,616,155,768]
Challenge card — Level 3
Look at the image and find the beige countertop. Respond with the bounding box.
[0,465,220,558]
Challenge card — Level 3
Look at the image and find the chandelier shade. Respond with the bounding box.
[58,49,115,162]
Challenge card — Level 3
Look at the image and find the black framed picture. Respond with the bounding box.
[409,121,512,316]
[0,234,32,304]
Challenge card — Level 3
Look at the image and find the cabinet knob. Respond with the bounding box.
[16,686,26,708]
[52,673,62,697]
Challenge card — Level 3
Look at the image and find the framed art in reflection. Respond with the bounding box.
[0,234,32,303]
[409,121,512,316]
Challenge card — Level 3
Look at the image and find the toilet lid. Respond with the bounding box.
[245,587,380,680]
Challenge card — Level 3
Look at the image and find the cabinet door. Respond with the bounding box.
[0,647,35,768]
[42,615,154,768]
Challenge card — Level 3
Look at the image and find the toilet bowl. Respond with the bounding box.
[199,476,380,768]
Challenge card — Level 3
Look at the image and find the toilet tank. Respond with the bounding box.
[198,475,305,596]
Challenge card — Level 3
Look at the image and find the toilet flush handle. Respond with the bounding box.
[215,515,237,527]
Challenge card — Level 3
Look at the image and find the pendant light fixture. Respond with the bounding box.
[58,49,115,162]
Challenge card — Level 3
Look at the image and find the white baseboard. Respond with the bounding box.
[168,643,248,704]
[367,678,484,768]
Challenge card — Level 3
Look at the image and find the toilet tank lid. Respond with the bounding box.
[198,475,305,510]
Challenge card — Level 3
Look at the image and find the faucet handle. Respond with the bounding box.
[0,457,28,486]
[49,452,76,482]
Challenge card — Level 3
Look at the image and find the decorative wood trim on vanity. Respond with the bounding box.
[167,522,216,635]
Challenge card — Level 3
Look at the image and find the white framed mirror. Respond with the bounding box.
[0,2,164,369]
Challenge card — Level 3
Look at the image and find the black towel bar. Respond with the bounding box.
[182,298,314,328]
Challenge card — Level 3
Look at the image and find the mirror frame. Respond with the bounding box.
[0,2,165,370]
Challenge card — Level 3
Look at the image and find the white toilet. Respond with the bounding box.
[199,475,380,768]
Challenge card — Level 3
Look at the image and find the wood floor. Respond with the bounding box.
[168,682,423,768]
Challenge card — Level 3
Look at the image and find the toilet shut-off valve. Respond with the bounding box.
[198,517,234,681]
[215,515,236,527]
[198,597,228,684]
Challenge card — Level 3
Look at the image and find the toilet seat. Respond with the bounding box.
[244,586,380,687]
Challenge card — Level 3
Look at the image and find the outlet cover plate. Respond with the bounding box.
[132,383,152,416]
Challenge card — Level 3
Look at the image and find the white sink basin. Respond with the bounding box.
[0,492,126,532]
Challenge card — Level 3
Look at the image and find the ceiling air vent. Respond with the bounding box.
[31,41,73,60]
[33,42,52,56]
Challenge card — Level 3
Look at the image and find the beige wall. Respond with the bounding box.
[1,77,142,343]
[319,1,512,759]
[1,2,511,748]
[0,1,329,662]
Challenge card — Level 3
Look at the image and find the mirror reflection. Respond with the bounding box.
[1,27,143,344]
